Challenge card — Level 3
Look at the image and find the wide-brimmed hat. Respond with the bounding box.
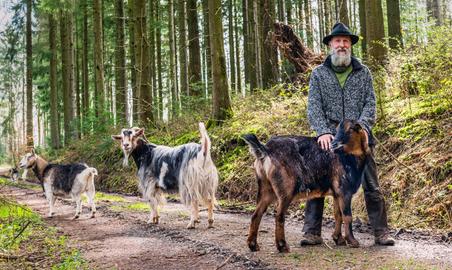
[323,22,359,45]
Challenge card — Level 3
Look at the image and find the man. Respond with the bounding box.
[302,22,395,246]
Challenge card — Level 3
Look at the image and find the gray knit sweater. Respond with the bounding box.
[307,55,376,136]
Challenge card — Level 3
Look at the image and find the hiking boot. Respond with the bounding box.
[300,233,323,246]
[375,232,395,246]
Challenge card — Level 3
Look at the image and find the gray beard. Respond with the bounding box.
[331,49,352,67]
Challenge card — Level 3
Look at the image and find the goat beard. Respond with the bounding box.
[122,150,130,167]
[330,47,351,67]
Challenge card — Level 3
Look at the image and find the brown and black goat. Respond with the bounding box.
[243,120,371,253]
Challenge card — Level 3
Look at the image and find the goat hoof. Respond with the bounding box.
[72,215,80,220]
[207,219,214,228]
[153,217,159,224]
[90,212,96,219]
[186,223,196,229]
[333,234,346,246]
[248,241,260,252]
[194,219,201,224]
[346,238,360,248]
[277,240,290,253]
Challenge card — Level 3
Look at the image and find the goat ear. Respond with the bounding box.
[353,122,364,132]
[31,148,35,155]
[135,128,144,137]
[111,135,122,141]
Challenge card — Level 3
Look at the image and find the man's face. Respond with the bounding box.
[330,36,352,53]
[329,36,352,67]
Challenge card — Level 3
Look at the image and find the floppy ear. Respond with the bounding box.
[111,135,122,141]
[135,128,144,137]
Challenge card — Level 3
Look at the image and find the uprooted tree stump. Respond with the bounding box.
[272,22,324,85]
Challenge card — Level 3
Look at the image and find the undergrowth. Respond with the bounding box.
[0,187,88,269]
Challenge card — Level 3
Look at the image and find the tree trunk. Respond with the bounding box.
[178,0,189,97]
[60,10,76,144]
[324,0,332,34]
[234,0,242,95]
[128,0,137,124]
[359,0,367,57]
[365,0,387,67]
[339,0,350,26]
[426,0,442,26]
[304,0,313,48]
[228,0,236,93]
[134,0,153,125]
[149,1,157,118]
[209,0,231,122]
[277,0,285,23]
[247,0,258,91]
[93,0,106,121]
[26,0,33,147]
[187,0,202,96]
[260,0,279,89]
[168,0,179,117]
[115,0,128,126]
[202,0,211,96]
[242,0,250,87]
[155,1,163,118]
[387,0,403,50]
[49,14,60,149]
[82,0,89,129]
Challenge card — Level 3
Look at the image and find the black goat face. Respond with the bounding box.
[332,120,369,156]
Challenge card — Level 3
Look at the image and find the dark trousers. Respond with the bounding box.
[302,153,389,237]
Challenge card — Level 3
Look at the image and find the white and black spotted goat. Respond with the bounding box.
[19,149,97,219]
[112,123,219,229]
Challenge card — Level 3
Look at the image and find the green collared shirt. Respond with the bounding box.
[335,65,353,88]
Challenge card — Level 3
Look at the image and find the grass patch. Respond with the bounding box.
[0,199,88,269]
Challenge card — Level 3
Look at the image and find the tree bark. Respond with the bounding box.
[209,0,231,122]
[228,0,236,93]
[49,14,60,149]
[134,0,153,125]
[156,1,163,118]
[260,0,279,89]
[178,0,189,97]
[202,0,211,96]
[115,0,128,126]
[168,0,179,117]
[358,0,367,57]
[365,0,387,67]
[187,0,202,96]
[128,0,137,123]
[339,0,350,26]
[387,0,403,50]
[26,0,33,147]
[234,0,242,94]
[304,0,313,48]
[93,0,106,121]
[82,0,89,128]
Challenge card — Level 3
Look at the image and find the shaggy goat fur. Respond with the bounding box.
[112,123,218,229]
[19,150,97,219]
[243,120,371,252]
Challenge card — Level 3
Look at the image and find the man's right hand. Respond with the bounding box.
[317,134,334,151]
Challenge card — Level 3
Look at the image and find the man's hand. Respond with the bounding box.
[317,134,334,151]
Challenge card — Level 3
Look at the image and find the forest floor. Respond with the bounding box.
[1,178,451,270]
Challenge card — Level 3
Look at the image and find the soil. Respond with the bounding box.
[1,181,451,270]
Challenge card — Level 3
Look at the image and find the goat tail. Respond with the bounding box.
[199,122,211,157]
[242,134,268,159]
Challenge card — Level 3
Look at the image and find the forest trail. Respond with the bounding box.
[2,181,451,270]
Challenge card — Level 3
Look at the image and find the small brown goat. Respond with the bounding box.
[243,120,371,252]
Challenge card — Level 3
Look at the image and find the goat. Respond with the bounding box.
[0,167,18,181]
[243,120,371,252]
[111,122,219,229]
[19,149,97,219]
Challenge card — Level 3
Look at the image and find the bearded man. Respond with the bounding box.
[302,22,395,246]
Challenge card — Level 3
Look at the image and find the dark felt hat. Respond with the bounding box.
[323,22,359,45]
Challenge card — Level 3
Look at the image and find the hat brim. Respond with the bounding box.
[323,34,359,45]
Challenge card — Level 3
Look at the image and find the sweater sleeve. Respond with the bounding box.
[307,69,332,136]
[358,67,377,132]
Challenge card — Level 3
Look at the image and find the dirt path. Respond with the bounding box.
[2,182,451,270]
